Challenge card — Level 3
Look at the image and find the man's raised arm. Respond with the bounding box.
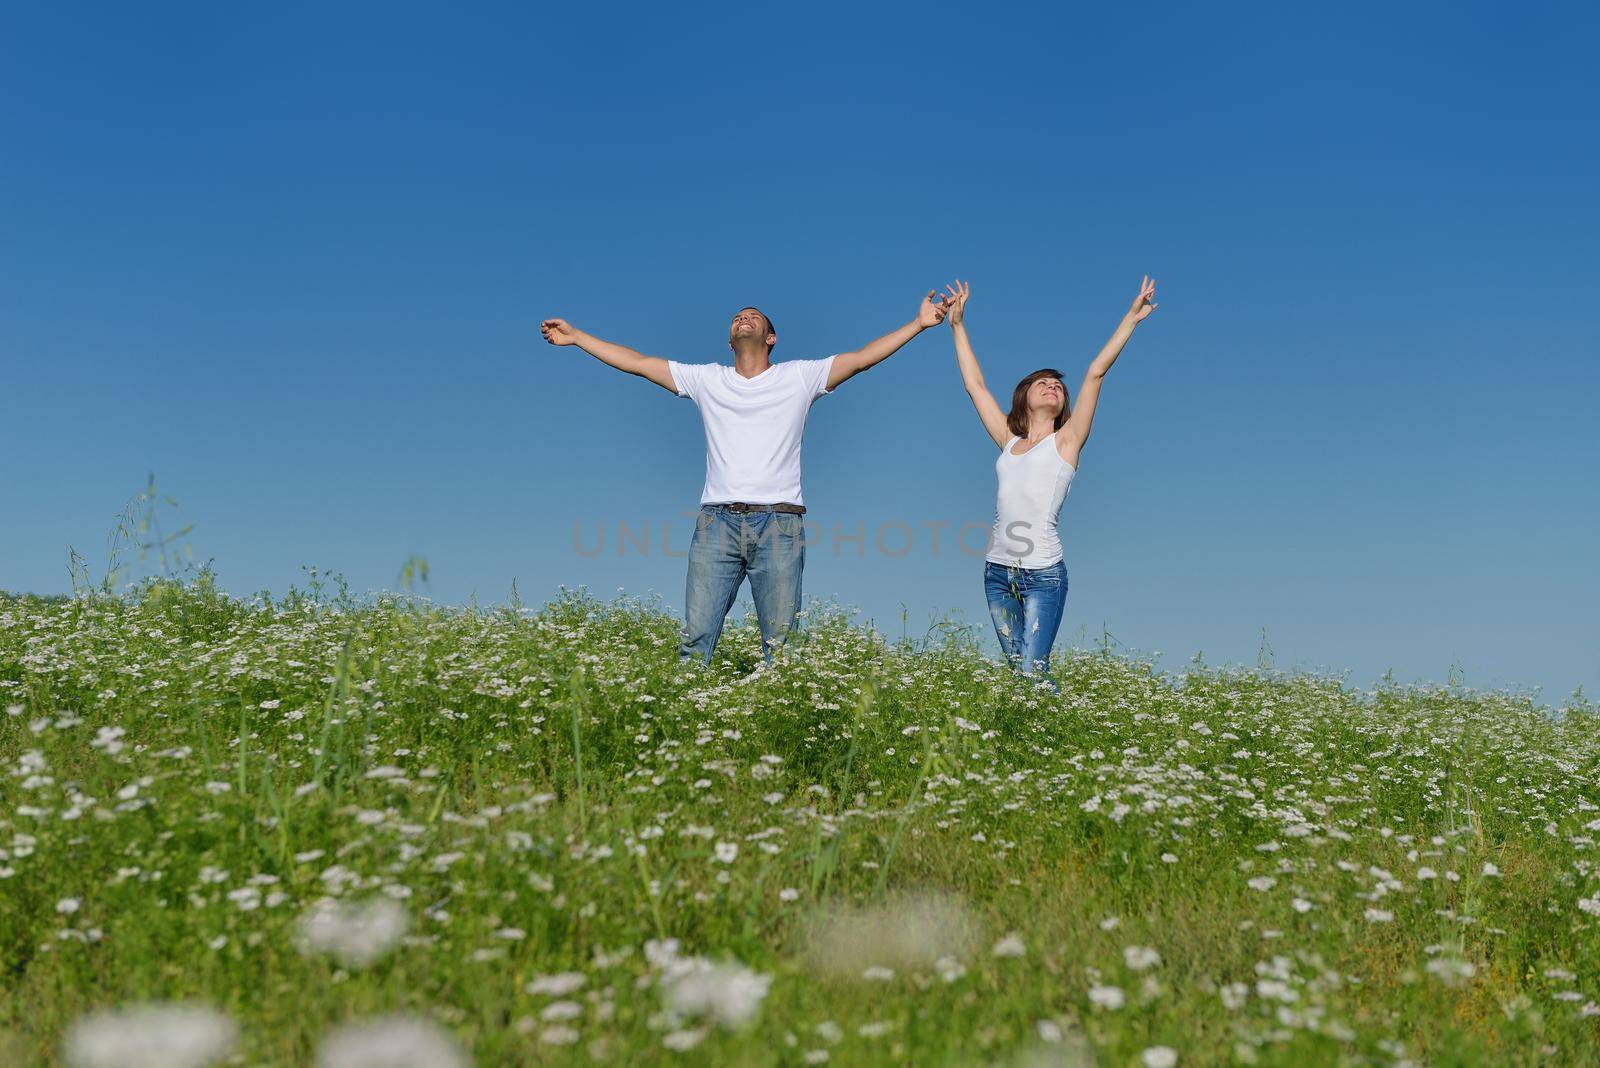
[826,288,952,390]
[540,318,678,394]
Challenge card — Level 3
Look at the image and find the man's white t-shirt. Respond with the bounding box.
[667,355,837,506]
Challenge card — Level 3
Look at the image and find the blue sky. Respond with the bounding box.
[3,1,1596,700]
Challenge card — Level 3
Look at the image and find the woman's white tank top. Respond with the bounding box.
[986,434,1076,568]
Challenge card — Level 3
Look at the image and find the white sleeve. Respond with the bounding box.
[802,355,838,401]
[667,360,709,401]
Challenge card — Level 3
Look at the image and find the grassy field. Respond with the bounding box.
[2,579,1598,1066]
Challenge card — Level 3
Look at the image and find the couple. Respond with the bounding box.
[539,276,1157,680]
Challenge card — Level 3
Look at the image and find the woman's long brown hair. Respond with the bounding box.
[1006,368,1070,438]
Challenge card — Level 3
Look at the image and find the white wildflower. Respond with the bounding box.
[314,1014,466,1068]
[1124,945,1161,971]
[63,1003,237,1068]
[1424,957,1477,986]
[991,933,1026,958]
[662,959,771,1029]
[539,1026,580,1046]
[662,1029,706,1051]
[1088,984,1126,1010]
[296,898,409,968]
[1256,979,1296,1003]
[90,727,127,755]
[540,1001,582,1021]
[526,972,586,997]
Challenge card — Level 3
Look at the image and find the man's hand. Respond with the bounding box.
[540,318,581,346]
[1125,277,1158,324]
[917,290,951,329]
[943,279,970,327]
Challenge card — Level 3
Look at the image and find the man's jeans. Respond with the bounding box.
[680,506,805,663]
[983,560,1068,676]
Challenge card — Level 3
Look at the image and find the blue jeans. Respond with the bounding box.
[681,506,805,663]
[983,560,1068,676]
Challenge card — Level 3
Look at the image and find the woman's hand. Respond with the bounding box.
[943,279,970,327]
[1126,276,1158,324]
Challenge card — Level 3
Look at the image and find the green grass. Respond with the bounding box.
[2,579,1598,1066]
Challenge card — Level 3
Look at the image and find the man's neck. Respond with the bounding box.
[731,346,772,379]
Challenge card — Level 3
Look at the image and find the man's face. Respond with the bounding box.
[730,308,774,349]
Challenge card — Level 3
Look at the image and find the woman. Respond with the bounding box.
[944,277,1157,679]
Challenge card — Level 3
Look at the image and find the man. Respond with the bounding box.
[539,289,951,662]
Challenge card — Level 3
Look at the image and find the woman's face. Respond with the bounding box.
[1029,376,1066,415]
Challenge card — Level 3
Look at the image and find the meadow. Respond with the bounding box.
[2,576,1598,1066]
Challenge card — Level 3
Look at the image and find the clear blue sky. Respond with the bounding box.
[3,1,1596,700]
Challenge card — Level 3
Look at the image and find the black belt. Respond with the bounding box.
[721,502,806,515]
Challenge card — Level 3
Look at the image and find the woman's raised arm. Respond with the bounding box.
[1061,276,1157,451]
[945,281,1011,448]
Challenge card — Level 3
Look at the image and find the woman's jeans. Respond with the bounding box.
[983,560,1068,676]
[680,506,805,663]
